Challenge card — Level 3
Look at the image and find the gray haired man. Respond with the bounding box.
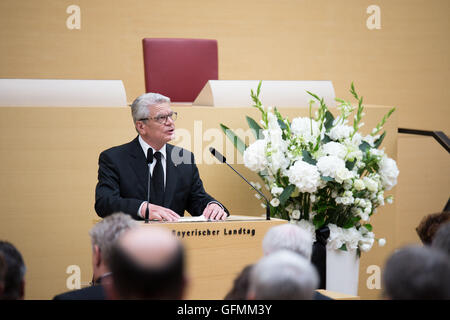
[53,212,137,300]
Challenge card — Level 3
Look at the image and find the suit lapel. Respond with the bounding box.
[128,136,149,199]
[163,144,178,208]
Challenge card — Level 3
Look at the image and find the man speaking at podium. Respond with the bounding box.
[95,93,228,222]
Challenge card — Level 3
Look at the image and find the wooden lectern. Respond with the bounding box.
[142,215,286,299]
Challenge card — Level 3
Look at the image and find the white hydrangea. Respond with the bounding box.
[322,141,347,159]
[291,117,321,145]
[286,160,321,193]
[243,139,267,172]
[328,124,353,141]
[316,156,353,183]
[379,156,399,190]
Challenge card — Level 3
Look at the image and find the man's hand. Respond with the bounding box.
[140,202,180,222]
[202,203,227,221]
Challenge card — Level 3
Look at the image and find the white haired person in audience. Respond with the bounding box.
[261,223,331,300]
[53,212,138,300]
[0,241,26,300]
[262,223,313,259]
[247,250,319,300]
[382,245,450,300]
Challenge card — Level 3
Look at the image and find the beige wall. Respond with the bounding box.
[0,0,448,300]
[0,0,449,130]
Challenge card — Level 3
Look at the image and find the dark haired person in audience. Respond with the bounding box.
[0,241,26,300]
[95,92,228,222]
[416,211,450,245]
[432,221,450,256]
[53,213,137,300]
[0,253,6,297]
[105,226,187,299]
[382,245,450,300]
[247,250,319,300]
[224,264,253,300]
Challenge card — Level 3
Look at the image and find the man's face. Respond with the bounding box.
[138,102,175,148]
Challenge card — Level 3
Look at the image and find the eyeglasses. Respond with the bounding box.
[139,111,178,124]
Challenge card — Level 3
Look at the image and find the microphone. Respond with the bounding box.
[209,147,271,220]
[145,148,154,223]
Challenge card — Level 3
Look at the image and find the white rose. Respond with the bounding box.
[270,198,280,207]
[354,179,365,191]
[378,238,386,247]
[291,209,301,219]
[271,186,284,196]
[363,177,378,192]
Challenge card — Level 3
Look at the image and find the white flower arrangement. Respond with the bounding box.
[221,82,398,254]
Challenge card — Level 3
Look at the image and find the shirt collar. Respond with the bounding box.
[138,135,166,161]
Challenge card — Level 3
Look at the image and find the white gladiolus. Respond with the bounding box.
[243,139,267,172]
[291,117,322,145]
[287,160,321,193]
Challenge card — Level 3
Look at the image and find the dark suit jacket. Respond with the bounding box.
[95,137,228,220]
[53,285,105,300]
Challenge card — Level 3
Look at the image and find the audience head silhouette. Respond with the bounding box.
[382,245,450,300]
[432,221,450,256]
[0,241,26,300]
[107,226,186,299]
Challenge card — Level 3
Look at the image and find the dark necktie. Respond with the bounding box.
[150,151,164,206]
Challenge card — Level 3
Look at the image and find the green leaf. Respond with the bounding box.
[306,90,321,101]
[246,116,263,140]
[302,150,317,165]
[321,176,334,182]
[277,119,287,130]
[373,131,386,149]
[322,135,331,144]
[346,160,356,171]
[220,124,247,155]
[324,110,335,132]
[339,244,348,251]
[313,214,325,229]
[363,224,373,232]
[359,141,371,153]
[279,184,295,206]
